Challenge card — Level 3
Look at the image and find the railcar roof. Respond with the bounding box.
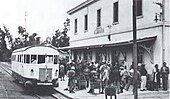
[12,44,59,55]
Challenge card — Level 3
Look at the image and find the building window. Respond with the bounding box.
[74,19,78,34]
[97,9,101,27]
[113,1,118,23]
[136,0,142,16]
[84,14,88,31]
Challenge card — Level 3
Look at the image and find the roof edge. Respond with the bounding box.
[67,0,100,15]
[57,36,157,50]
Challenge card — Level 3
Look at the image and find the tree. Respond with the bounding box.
[52,29,62,47]
[12,26,28,50]
[0,28,7,50]
[28,33,37,45]
[0,25,41,61]
[0,25,13,61]
[12,26,40,50]
[3,25,13,47]
[52,18,70,47]
[0,28,6,61]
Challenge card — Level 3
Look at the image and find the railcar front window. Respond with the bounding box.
[38,55,45,64]
[31,55,37,64]
[54,55,59,64]
[45,55,53,63]
[26,55,30,63]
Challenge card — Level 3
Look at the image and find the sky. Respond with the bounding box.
[0,0,86,41]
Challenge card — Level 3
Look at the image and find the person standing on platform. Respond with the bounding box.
[139,64,147,91]
[84,66,91,88]
[67,66,76,93]
[59,64,65,81]
[160,62,169,91]
[125,64,134,91]
[109,63,121,94]
[100,63,110,94]
[119,65,128,93]
[152,64,161,91]
[87,69,98,93]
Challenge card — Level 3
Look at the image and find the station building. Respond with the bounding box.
[60,0,170,73]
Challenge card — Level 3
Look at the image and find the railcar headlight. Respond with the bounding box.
[30,69,34,76]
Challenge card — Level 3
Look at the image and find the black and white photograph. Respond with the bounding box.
[0,0,169,99]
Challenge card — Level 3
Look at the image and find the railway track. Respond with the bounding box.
[0,62,57,99]
[0,62,70,99]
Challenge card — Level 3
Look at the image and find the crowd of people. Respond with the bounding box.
[58,60,169,94]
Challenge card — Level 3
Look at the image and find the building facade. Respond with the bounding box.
[61,0,170,74]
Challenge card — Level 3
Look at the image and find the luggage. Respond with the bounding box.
[146,81,155,91]
[78,74,87,90]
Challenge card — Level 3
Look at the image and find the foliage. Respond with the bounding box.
[12,26,40,50]
[0,26,12,61]
[52,18,70,48]
[0,28,7,50]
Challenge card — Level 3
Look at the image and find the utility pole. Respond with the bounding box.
[153,0,165,64]
[25,11,27,32]
[132,0,138,99]
[162,0,165,64]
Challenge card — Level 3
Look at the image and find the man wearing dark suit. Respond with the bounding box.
[160,62,169,90]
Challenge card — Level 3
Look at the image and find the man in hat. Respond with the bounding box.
[139,64,147,91]
[87,69,98,93]
[160,62,169,90]
[152,64,161,91]
[67,66,76,93]
[119,65,128,93]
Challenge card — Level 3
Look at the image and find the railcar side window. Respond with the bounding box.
[17,55,19,62]
[31,55,37,64]
[21,55,24,63]
[19,55,21,62]
[54,55,59,64]
[24,55,26,63]
[38,55,45,64]
[26,55,30,63]
[11,55,16,61]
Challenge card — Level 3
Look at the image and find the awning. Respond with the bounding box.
[58,36,157,50]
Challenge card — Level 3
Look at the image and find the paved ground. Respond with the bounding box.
[0,64,39,99]
[54,77,170,99]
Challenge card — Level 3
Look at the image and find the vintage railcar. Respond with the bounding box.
[11,45,59,87]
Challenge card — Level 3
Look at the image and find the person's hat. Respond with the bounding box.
[71,66,75,70]
[120,66,124,69]
[91,70,97,75]
[163,62,166,65]
[138,63,142,66]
